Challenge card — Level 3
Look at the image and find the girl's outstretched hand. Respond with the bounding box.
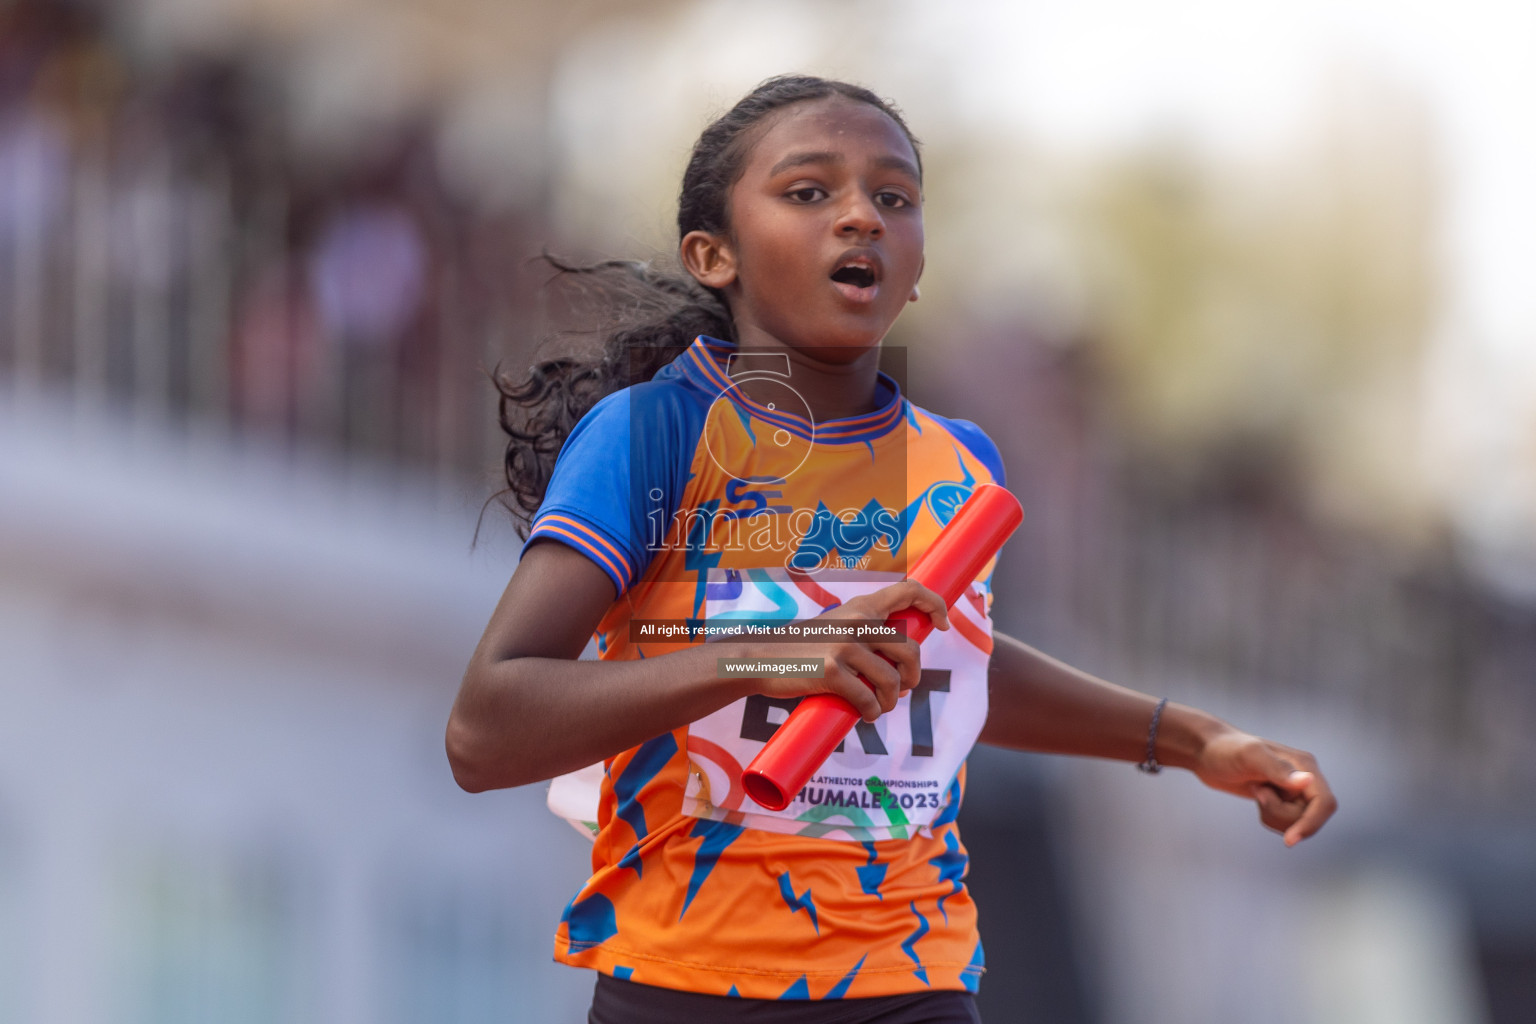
[1190,729,1338,846]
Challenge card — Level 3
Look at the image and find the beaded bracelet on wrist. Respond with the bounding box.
[1137,697,1168,774]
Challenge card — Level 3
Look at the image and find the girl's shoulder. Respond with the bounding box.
[904,404,1006,488]
[565,372,715,450]
[533,373,714,595]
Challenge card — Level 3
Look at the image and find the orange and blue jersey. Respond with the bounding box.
[528,336,1006,999]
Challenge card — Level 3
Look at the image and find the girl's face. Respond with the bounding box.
[682,96,925,358]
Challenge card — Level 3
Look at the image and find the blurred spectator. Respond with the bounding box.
[307,200,426,351]
[0,104,67,248]
[0,0,543,474]
[231,261,322,435]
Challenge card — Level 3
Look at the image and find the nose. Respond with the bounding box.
[835,194,883,239]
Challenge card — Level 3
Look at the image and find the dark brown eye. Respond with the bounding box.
[875,191,910,208]
[787,187,826,203]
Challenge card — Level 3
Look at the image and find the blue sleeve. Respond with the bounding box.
[525,381,707,596]
[927,413,1006,488]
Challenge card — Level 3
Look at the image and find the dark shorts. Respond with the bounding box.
[589,974,983,1024]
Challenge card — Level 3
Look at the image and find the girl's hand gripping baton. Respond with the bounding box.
[740,483,1024,811]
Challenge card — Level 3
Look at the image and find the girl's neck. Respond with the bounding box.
[725,332,886,423]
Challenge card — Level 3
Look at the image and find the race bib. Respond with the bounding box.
[681,567,992,842]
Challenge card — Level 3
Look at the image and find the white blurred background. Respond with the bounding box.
[2,1,1533,1021]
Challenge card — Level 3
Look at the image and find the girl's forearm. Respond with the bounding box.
[980,631,1231,768]
[449,544,948,794]
[447,642,760,792]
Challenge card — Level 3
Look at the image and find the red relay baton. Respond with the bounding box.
[740,482,1024,811]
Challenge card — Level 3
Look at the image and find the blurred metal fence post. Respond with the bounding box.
[72,158,111,405]
[189,160,233,429]
[129,156,173,419]
[11,169,45,388]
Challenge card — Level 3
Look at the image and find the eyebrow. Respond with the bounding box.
[768,150,921,181]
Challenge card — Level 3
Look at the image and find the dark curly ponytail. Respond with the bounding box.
[495,75,922,534]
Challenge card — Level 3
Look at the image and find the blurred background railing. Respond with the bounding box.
[3,1,1535,1023]
[0,0,554,483]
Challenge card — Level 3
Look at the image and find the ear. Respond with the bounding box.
[909,254,925,303]
[680,230,737,291]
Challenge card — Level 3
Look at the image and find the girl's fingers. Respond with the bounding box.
[788,577,960,719]
[868,635,922,692]
[866,580,950,631]
[1281,772,1338,847]
[907,581,952,631]
[1254,784,1306,833]
[1245,742,1335,846]
[823,660,884,721]
[1254,744,1311,794]
[842,646,903,718]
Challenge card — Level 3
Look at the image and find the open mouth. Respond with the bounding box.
[830,264,876,289]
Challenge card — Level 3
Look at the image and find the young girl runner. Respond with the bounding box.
[447,75,1336,1023]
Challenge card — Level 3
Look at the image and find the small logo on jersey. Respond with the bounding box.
[924,482,972,528]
